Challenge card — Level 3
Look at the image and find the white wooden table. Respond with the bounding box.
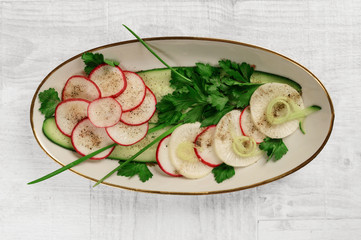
[1,1,360,239]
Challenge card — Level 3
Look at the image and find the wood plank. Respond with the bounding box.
[89,188,258,240]
[258,219,361,240]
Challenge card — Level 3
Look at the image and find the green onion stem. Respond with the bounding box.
[27,143,117,185]
[123,24,192,85]
[93,123,182,187]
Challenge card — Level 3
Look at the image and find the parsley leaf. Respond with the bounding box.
[38,88,61,118]
[259,137,288,161]
[212,163,235,183]
[219,59,254,83]
[81,52,120,75]
[117,162,153,182]
[207,93,229,111]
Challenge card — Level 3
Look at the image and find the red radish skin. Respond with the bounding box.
[156,135,182,177]
[239,106,266,144]
[87,97,123,128]
[71,118,115,160]
[120,87,157,126]
[106,121,149,146]
[194,125,222,167]
[62,75,101,101]
[89,64,127,98]
[55,99,90,137]
[115,71,146,112]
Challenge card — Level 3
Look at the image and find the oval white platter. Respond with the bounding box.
[30,37,334,195]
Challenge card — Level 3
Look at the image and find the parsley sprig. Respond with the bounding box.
[38,88,60,118]
[81,52,120,75]
[259,137,288,161]
[156,62,261,127]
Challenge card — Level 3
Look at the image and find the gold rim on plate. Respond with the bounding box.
[30,37,335,195]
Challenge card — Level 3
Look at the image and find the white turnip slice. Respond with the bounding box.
[214,110,262,167]
[168,123,212,179]
[239,106,266,143]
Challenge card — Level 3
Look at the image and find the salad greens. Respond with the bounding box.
[156,62,261,128]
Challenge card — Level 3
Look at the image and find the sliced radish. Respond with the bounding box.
[249,83,304,139]
[89,64,127,97]
[169,123,212,179]
[55,99,89,137]
[115,71,146,112]
[106,121,148,146]
[87,97,122,128]
[120,88,157,126]
[71,118,115,160]
[62,75,101,101]
[240,106,266,143]
[194,125,223,167]
[214,110,262,167]
[156,135,182,177]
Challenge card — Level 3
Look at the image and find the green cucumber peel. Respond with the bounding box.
[93,122,183,187]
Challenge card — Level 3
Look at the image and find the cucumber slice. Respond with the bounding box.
[250,71,302,93]
[137,68,174,102]
[107,125,172,163]
[137,69,174,123]
[42,117,162,163]
[43,117,74,150]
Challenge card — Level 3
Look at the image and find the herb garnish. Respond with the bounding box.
[81,52,120,75]
[38,88,60,118]
[259,137,288,161]
[212,163,235,183]
[117,162,153,182]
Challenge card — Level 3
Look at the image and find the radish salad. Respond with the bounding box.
[29,26,321,186]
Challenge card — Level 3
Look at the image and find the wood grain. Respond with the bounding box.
[1,0,361,239]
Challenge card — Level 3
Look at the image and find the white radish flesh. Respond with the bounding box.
[156,135,182,177]
[71,118,115,160]
[115,71,146,112]
[106,121,148,146]
[120,88,157,126]
[214,110,262,167]
[249,83,304,139]
[89,64,127,97]
[240,106,266,143]
[194,125,223,167]
[62,75,101,101]
[169,123,212,179]
[55,99,89,137]
[87,97,122,128]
